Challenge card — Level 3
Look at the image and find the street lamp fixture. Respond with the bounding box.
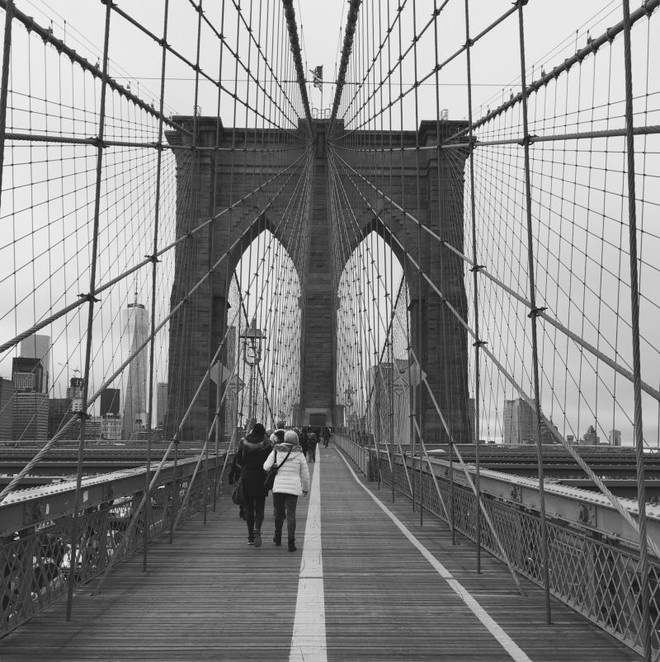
[240,317,267,425]
[240,316,266,366]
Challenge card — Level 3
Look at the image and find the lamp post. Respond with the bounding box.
[240,317,266,426]
[344,386,355,440]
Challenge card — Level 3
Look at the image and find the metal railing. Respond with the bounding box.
[0,454,225,637]
[335,436,660,659]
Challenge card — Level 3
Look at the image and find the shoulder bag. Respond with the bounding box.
[264,448,292,494]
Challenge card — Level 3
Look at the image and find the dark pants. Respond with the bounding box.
[242,469,266,539]
[273,492,298,542]
[244,493,265,539]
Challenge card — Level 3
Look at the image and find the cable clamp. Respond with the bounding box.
[90,136,107,149]
[76,410,91,420]
[473,340,487,348]
[528,306,547,319]
[145,253,160,264]
[470,264,485,273]
[518,134,536,147]
[78,292,100,303]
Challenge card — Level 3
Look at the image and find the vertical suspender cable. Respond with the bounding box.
[66,0,112,622]
[621,1,651,659]
[170,4,203,545]
[191,0,214,529]
[212,0,229,512]
[406,2,422,519]
[515,0,551,624]
[411,0,424,524]
[143,0,171,571]
[0,0,13,203]
[463,0,482,575]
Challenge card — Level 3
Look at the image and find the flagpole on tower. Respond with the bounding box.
[311,65,323,117]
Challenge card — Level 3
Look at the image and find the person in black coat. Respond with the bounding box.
[235,423,271,547]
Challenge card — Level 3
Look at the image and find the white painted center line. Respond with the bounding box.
[290,449,327,662]
[337,450,533,662]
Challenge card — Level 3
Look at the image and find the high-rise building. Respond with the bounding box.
[20,334,50,393]
[12,357,45,393]
[12,357,48,441]
[503,399,535,445]
[583,425,600,444]
[49,397,73,438]
[13,392,48,440]
[100,388,121,417]
[0,377,15,440]
[503,398,558,445]
[121,296,149,440]
[67,377,84,412]
[156,382,167,428]
[102,414,122,440]
[609,429,622,446]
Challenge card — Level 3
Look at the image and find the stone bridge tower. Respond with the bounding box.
[165,118,470,445]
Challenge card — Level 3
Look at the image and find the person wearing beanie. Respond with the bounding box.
[263,429,310,552]
[236,422,271,547]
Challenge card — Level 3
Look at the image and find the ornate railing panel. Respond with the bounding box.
[0,455,223,637]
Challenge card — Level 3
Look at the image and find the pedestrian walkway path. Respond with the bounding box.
[0,446,640,661]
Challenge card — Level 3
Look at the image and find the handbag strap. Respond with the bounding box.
[275,447,292,469]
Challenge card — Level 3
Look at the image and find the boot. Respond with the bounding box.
[254,530,262,548]
[288,539,297,552]
[273,532,281,546]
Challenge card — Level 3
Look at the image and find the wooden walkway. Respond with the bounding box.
[0,446,640,661]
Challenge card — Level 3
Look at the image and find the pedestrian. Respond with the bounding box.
[322,426,331,448]
[236,422,271,547]
[264,429,310,552]
[307,431,318,462]
[299,426,309,459]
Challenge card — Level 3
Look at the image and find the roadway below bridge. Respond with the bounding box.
[426,443,660,499]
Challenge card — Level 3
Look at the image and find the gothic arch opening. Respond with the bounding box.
[226,229,301,432]
[335,230,412,447]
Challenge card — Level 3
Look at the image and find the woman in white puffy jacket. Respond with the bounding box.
[263,429,310,552]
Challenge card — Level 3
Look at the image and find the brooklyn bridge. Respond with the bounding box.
[1,0,660,660]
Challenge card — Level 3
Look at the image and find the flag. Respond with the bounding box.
[311,65,323,90]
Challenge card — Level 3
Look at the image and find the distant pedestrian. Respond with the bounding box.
[236,423,271,547]
[299,427,309,458]
[264,429,310,552]
[307,432,318,462]
[322,427,331,448]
